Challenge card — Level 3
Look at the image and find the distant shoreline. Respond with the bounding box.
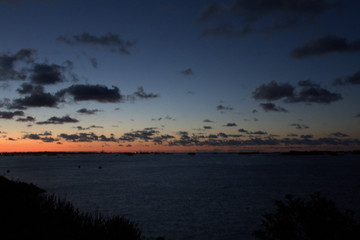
[0,150,359,156]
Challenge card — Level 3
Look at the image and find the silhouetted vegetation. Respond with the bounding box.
[0,176,141,240]
[253,193,360,240]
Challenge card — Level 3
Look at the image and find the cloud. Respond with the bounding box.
[291,35,360,58]
[301,134,313,139]
[216,104,233,111]
[119,128,160,142]
[198,0,337,38]
[30,63,67,85]
[0,48,36,81]
[330,132,349,137]
[203,119,213,123]
[253,81,294,101]
[287,85,342,104]
[58,132,101,142]
[259,103,288,112]
[76,108,102,115]
[180,68,194,76]
[249,131,268,135]
[56,84,123,103]
[89,58,98,68]
[23,132,58,142]
[57,32,136,55]
[224,123,237,127]
[289,123,309,130]
[12,87,59,109]
[16,116,36,122]
[253,80,342,104]
[0,110,24,119]
[75,125,103,131]
[131,86,159,100]
[36,115,79,125]
[238,128,249,134]
[346,70,360,85]
[203,126,213,130]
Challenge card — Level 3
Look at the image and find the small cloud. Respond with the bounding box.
[89,58,98,68]
[180,68,194,76]
[289,123,309,130]
[330,132,349,137]
[259,103,288,112]
[77,108,102,115]
[224,123,237,127]
[291,35,360,59]
[216,105,233,111]
[132,86,159,99]
[36,115,79,125]
[203,126,213,130]
[57,32,136,55]
[301,134,313,139]
[253,81,294,101]
[57,84,123,103]
[203,119,213,123]
[238,128,249,134]
[16,116,36,122]
[0,110,24,119]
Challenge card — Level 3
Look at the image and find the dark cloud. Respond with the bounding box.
[57,32,136,55]
[75,125,103,131]
[12,87,59,109]
[287,133,298,137]
[89,58,98,68]
[301,134,313,139]
[23,132,58,143]
[77,108,102,115]
[330,132,349,137]
[238,128,249,134]
[253,81,294,101]
[203,119,213,123]
[180,68,194,76]
[0,110,24,119]
[253,80,342,104]
[203,126,213,130]
[119,128,160,142]
[289,123,309,130]
[259,103,288,112]
[58,132,100,142]
[291,35,360,59]
[287,85,342,104]
[30,63,67,85]
[36,115,79,125]
[56,84,123,103]
[152,134,175,145]
[132,86,159,100]
[17,83,36,94]
[249,131,268,135]
[224,123,237,127]
[216,105,233,111]
[16,116,36,122]
[198,0,336,38]
[0,48,36,81]
[346,70,360,85]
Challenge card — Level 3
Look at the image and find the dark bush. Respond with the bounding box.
[253,192,360,240]
[0,176,141,240]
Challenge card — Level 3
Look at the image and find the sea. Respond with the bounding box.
[1,152,360,240]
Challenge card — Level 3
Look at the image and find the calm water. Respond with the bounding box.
[1,153,360,240]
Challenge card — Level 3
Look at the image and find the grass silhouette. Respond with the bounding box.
[0,176,141,240]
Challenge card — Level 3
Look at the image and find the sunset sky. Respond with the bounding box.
[1,0,360,152]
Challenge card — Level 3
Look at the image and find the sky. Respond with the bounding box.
[0,0,360,153]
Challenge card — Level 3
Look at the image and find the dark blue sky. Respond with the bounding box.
[0,0,360,152]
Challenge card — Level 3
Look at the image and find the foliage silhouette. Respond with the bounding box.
[0,176,141,240]
[253,192,360,240]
